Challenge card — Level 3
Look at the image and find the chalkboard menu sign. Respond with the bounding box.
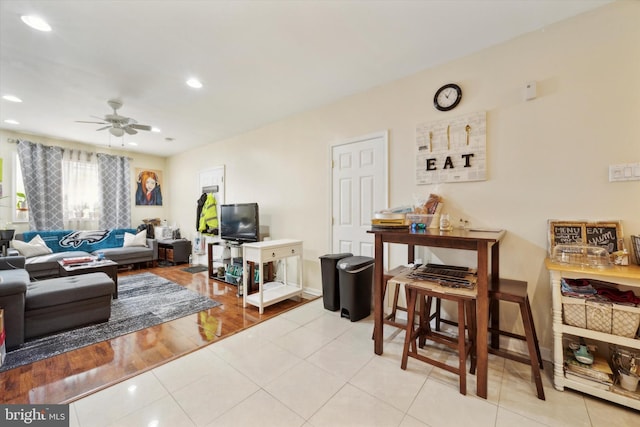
[548,220,623,254]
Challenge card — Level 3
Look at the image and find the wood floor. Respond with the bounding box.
[0,264,317,404]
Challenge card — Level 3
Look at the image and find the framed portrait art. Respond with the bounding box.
[135,168,163,206]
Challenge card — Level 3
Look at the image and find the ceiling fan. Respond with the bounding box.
[76,99,152,137]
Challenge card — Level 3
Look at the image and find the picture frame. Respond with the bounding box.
[135,168,163,206]
[548,220,624,255]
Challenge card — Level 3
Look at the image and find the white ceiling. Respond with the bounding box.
[0,0,612,157]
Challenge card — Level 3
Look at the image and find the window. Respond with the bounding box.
[61,153,100,229]
[15,152,101,229]
[13,154,28,223]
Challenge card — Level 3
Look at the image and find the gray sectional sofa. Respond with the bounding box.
[0,256,115,349]
[14,229,158,280]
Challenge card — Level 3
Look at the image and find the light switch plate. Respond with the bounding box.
[609,162,640,182]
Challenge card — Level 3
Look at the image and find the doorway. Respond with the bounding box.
[331,131,388,258]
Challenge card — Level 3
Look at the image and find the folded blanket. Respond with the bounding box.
[596,287,640,305]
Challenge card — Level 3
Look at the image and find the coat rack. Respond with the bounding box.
[202,185,219,194]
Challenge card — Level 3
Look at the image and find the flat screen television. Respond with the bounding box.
[220,203,260,243]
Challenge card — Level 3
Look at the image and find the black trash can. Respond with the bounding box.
[319,253,353,311]
[337,256,375,322]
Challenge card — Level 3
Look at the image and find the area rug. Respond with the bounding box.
[0,272,221,372]
[181,265,208,274]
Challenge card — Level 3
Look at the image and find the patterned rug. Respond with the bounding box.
[0,272,221,372]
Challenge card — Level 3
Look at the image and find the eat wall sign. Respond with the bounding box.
[416,111,486,185]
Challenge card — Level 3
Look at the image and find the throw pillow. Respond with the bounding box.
[123,229,147,247]
[11,235,53,258]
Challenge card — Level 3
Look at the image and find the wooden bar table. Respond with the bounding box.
[368,227,505,399]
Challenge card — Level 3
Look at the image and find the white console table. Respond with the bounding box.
[546,258,640,410]
[243,239,303,314]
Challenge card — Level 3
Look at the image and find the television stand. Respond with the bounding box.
[207,242,274,293]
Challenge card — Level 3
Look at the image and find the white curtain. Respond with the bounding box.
[62,149,100,230]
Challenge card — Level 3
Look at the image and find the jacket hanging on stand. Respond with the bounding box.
[198,193,219,235]
[196,193,207,231]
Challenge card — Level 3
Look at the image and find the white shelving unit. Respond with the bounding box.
[243,239,303,314]
[546,259,640,410]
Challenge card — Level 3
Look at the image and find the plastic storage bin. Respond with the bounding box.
[319,253,353,311]
[337,256,375,321]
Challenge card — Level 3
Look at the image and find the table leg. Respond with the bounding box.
[374,233,384,355]
[475,243,489,399]
[109,266,119,299]
[490,243,500,348]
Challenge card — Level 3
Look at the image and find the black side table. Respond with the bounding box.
[157,239,192,264]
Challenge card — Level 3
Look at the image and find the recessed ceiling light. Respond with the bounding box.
[128,142,138,146]
[4,119,20,125]
[186,78,203,89]
[151,127,161,133]
[2,95,22,103]
[21,15,52,32]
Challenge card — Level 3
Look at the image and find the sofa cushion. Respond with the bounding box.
[96,246,152,263]
[11,235,53,258]
[123,229,147,247]
[25,251,93,278]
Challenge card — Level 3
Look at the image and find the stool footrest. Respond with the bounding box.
[488,348,531,366]
[408,352,469,376]
[488,327,526,342]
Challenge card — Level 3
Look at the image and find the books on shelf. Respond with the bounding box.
[564,349,614,384]
[564,371,612,390]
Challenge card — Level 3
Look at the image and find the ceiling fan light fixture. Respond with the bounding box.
[151,127,161,133]
[109,127,125,137]
[21,15,52,32]
[4,119,20,125]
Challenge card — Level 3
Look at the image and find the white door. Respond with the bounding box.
[199,166,225,205]
[331,132,388,257]
[196,166,225,258]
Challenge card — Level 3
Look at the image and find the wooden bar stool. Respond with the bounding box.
[399,279,477,395]
[431,277,545,400]
[488,277,545,400]
[379,266,413,331]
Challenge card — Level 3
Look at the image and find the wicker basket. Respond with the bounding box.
[562,296,586,328]
[562,296,640,338]
[611,304,640,338]
[586,300,612,333]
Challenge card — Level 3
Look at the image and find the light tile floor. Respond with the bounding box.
[70,299,639,427]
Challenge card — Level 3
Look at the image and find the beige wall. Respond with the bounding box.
[0,129,168,231]
[168,1,639,352]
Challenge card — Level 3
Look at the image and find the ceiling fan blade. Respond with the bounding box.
[96,125,111,131]
[130,124,151,131]
[76,120,107,124]
[125,126,138,135]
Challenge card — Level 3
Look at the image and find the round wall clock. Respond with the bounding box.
[434,83,462,111]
